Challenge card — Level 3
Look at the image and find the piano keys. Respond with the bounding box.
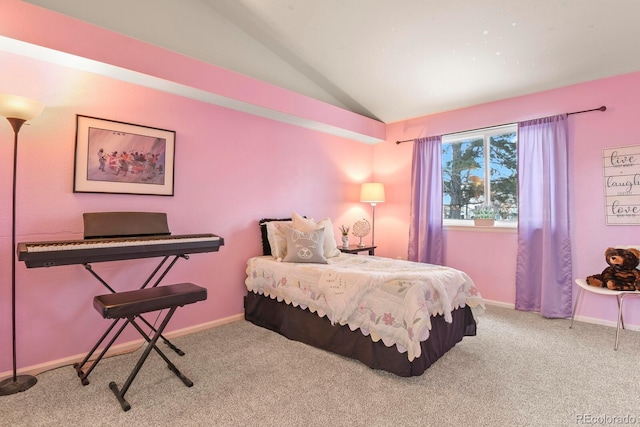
[18,234,223,268]
[17,212,224,268]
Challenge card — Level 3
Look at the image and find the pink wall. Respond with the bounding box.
[378,71,640,327]
[0,7,375,373]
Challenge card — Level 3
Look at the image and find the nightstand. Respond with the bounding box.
[339,245,376,255]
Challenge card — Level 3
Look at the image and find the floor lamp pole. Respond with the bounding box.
[0,117,37,395]
[371,202,376,247]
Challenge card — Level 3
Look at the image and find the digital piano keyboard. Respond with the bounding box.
[18,233,223,268]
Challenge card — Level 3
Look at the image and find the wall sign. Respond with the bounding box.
[603,144,640,225]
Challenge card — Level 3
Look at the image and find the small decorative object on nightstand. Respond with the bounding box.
[339,245,376,256]
[339,225,350,248]
[352,219,371,248]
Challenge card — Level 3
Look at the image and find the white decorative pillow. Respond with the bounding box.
[265,220,292,260]
[283,227,327,264]
[292,212,341,258]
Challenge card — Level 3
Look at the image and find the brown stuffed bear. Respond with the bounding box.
[586,247,640,291]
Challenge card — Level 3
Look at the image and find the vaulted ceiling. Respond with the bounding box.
[25,0,640,123]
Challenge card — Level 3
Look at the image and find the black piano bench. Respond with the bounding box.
[93,282,207,411]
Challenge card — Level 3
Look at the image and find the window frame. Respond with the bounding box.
[441,123,518,229]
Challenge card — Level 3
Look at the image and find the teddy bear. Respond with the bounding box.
[586,247,640,291]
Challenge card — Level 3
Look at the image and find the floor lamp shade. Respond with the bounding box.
[0,94,45,122]
[360,183,385,246]
[0,94,44,396]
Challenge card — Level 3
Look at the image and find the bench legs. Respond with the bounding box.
[75,257,188,386]
[108,306,193,411]
[74,319,128,385]
[73,314,185,386]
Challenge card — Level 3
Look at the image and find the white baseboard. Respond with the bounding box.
[483,298,640,331]
[0,313,244,379]
[483,299,515,309]
[570,313,640,331]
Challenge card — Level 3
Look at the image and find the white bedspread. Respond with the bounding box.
[245,254,485,361]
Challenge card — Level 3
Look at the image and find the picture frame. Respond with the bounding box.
[73,115,175,196]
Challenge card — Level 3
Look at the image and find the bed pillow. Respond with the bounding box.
[265,220,292,259]
[291,212,341,258]
[283,227,327,264]
[259,218,291,256]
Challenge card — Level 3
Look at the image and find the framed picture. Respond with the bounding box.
[73,115,175,196]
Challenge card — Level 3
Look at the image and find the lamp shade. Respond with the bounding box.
[360,183,385,203]
[0,94,44,121]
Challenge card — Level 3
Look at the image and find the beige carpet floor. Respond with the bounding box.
[1,305,639,426]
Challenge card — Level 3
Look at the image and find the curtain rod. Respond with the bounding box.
[395,105,607,144]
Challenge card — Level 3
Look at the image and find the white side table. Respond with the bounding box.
[570,278,640,350]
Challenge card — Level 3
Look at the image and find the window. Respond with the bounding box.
[442,124,518,225]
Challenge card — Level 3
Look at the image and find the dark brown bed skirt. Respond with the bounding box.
[244,291,477,377]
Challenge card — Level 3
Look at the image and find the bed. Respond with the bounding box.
[244,215,484,377]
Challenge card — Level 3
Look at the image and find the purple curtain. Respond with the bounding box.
[515,114,572,318]
[408,136,443,265]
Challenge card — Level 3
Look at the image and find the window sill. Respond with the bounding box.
[444,220,517,233]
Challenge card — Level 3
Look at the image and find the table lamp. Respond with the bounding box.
[360,183,385,246]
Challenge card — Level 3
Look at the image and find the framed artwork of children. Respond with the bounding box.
[73,115,175,196]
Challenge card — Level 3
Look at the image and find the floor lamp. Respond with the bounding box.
[0,94,44,396]
[360,183,385,247]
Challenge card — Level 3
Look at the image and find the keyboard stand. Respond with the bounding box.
[73,253,188,386]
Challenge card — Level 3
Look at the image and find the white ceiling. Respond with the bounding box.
[24,0,640,124]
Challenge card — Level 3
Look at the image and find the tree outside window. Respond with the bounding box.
[442,124,517,224]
